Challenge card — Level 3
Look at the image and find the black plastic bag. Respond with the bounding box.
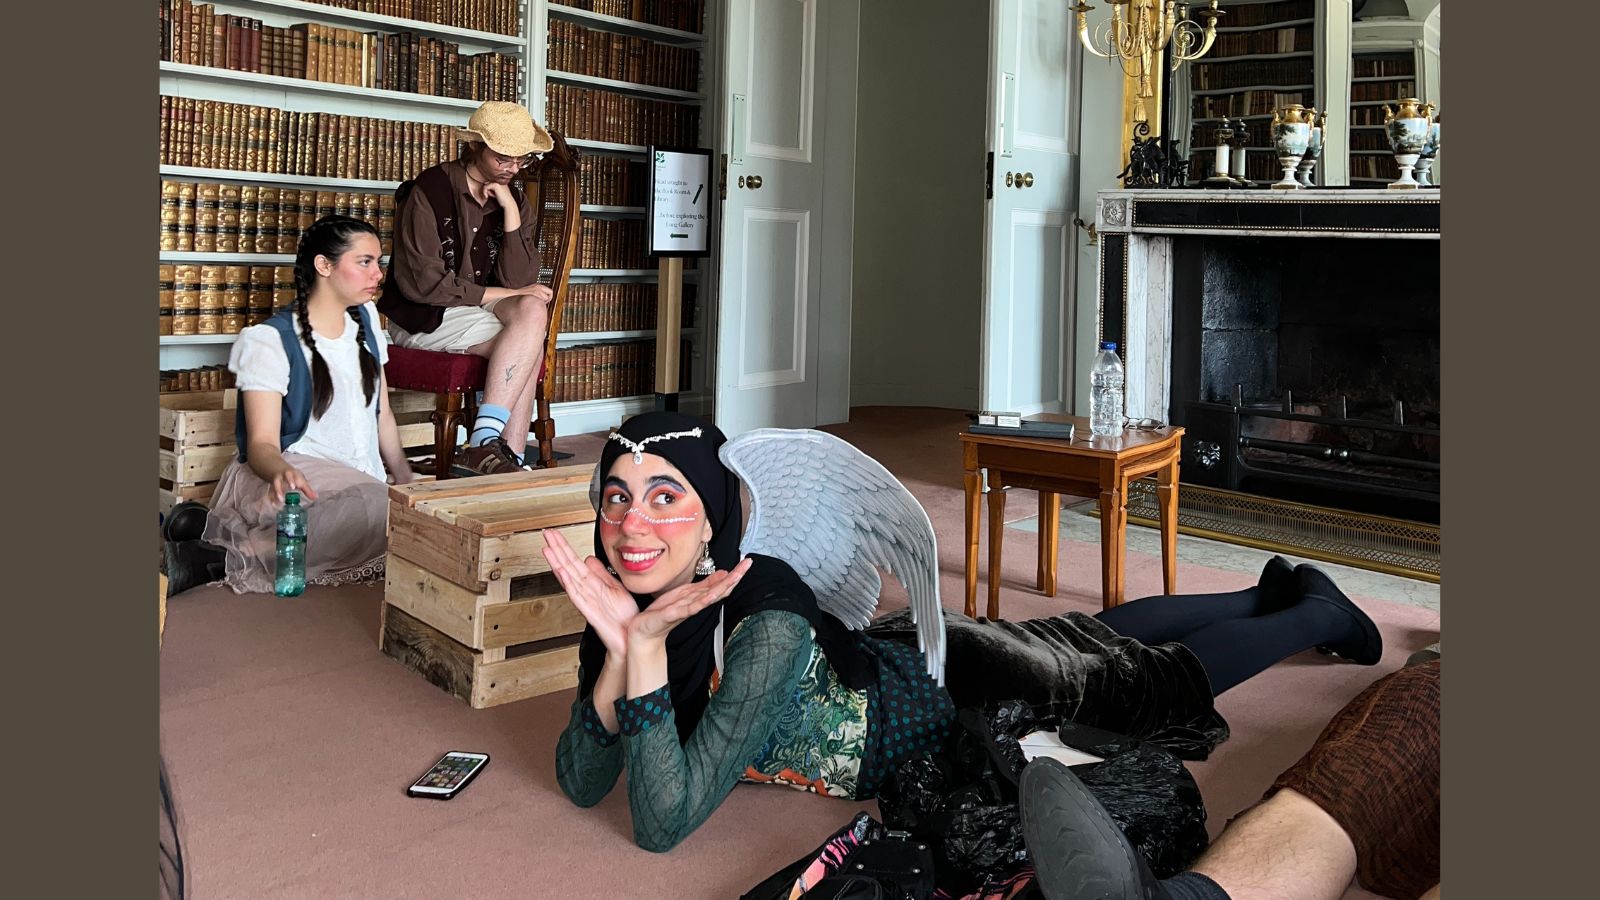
[877,701,1208,894]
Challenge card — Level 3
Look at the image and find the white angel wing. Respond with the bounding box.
[719,428,946,685]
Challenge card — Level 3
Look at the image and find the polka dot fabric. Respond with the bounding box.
[856,635,957,798]
[615,685,674,737]
[579,700,620,747]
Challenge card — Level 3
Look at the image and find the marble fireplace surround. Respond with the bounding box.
[1092,189,1441,422]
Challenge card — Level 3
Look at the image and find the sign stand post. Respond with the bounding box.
[654,256,683,410]
[646,147,712,414]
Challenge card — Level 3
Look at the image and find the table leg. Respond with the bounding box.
[1037,490,1060,596]
[986,472,1006,620]
[963,467,981,619]
[1157,463,1179,595]
[1099,487,1126,609]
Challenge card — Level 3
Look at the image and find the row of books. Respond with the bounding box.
[160,264,296,336]
[304,0,523,36]
[1353,55,1416,79]
[578,154,649,207]
[1207,26,1310,58]
[561,282,698,333]
[551,0,705,34]
[1189,58,1313,91]
[162,1,519,103]
[547,20,701,92]
[1351,82,1416,102]
[160,96,461,182]
[161,366,236,393]
[1224,0,1313,28]
[1351,131,1397,152]
[1349,156,1400,180]
[160,180,398,256]
[545,83,701,148]
[549,340,676,403]
[1350,106,1396,127]
[576,218,648,270]
[1191,89,1309,119]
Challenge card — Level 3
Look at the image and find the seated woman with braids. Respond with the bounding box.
[163,215,415,595]
[544,412,1384,853]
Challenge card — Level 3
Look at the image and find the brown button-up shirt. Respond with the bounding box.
[389,159,542,311]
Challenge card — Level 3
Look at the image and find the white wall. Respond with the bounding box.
[848,0,989,411]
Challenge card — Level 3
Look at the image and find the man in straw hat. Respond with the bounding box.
[377,100,556,475]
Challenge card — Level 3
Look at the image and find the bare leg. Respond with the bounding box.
[1188,789,1356,900]
[465,295,548,456]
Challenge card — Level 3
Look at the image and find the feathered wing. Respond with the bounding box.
[719,428,946,685]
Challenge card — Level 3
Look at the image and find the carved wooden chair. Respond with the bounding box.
[383,132,583,477]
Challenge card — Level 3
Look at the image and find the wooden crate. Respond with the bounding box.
[380,465,597,708]
[159,390,237,518]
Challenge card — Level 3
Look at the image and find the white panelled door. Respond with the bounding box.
[715,0,828,435]
[979,0,1079,414]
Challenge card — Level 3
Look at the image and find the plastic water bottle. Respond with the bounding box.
[274,492,307,597]
[1089,341,1125,437]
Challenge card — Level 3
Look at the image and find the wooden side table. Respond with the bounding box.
[960,416,1184,617]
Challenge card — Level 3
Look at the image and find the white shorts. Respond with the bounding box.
[389,302,504,352]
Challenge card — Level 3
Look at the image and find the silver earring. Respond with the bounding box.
[695,543,716,576]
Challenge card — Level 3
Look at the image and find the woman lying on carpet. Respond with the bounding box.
[164,215,414,596]
[544,411,1382,852]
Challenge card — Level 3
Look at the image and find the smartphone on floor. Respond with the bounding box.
[406,751,489,800]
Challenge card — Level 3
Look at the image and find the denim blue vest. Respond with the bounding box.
[234,305,383,462]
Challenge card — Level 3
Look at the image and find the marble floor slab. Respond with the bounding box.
[1009,498,1441,614]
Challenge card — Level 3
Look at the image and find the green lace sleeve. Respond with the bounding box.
[620,610,814,852]
[553,667,625,808]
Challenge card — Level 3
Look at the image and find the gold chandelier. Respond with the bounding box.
[1072,0,1224,124]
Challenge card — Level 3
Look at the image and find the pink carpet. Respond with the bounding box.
[159,408,1437,899]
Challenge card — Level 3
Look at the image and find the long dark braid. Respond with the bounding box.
[293,214,381,419]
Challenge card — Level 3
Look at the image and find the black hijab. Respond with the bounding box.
[576,411,876,743]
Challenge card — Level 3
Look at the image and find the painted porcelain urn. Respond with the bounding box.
[1271,104,1314,190]
[1383,99,1434,190]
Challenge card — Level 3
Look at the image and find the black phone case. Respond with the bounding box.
[406,753,489,800]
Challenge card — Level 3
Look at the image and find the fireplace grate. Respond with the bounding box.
[1103,479,1440,582]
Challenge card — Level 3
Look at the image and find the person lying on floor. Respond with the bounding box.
[164,215,415,596]
[542,411,1383,852]
[1019,654,1441,900]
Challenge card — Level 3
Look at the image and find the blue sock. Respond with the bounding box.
[470,404,510,447]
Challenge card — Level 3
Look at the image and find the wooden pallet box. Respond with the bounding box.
[159,389,238,517]
[380,466,598,708]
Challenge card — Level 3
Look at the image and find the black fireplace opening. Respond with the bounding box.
[1168,235,1440,523]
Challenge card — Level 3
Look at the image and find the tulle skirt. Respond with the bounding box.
[201,453,389,594]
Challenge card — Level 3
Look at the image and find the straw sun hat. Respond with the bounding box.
[456,101,554,157]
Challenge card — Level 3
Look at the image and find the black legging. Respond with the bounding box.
[1093,563,1359,694]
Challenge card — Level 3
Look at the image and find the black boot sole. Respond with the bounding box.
[1298,564,1384,665]
[1020,758,1160,900]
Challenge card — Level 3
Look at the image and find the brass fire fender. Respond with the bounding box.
[1092,480,1440,583]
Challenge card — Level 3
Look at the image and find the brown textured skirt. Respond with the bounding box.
[1269,660,1441,900]
[201,454,390,594]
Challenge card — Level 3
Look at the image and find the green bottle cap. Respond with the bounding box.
[285,492,301,505]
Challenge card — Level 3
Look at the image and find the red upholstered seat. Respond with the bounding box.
[385,346,488,394]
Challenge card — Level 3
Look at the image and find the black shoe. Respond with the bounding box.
[1297,564,1384,665]
[1257,554,1297,611]
[163,501,210,543]
[1020,758,1169,900]
[163,540,227,597]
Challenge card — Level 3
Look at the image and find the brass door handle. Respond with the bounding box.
[747,174,763,189]
[1021,172,1035,188]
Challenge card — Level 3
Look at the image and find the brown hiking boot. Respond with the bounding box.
[459,437,523,475]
